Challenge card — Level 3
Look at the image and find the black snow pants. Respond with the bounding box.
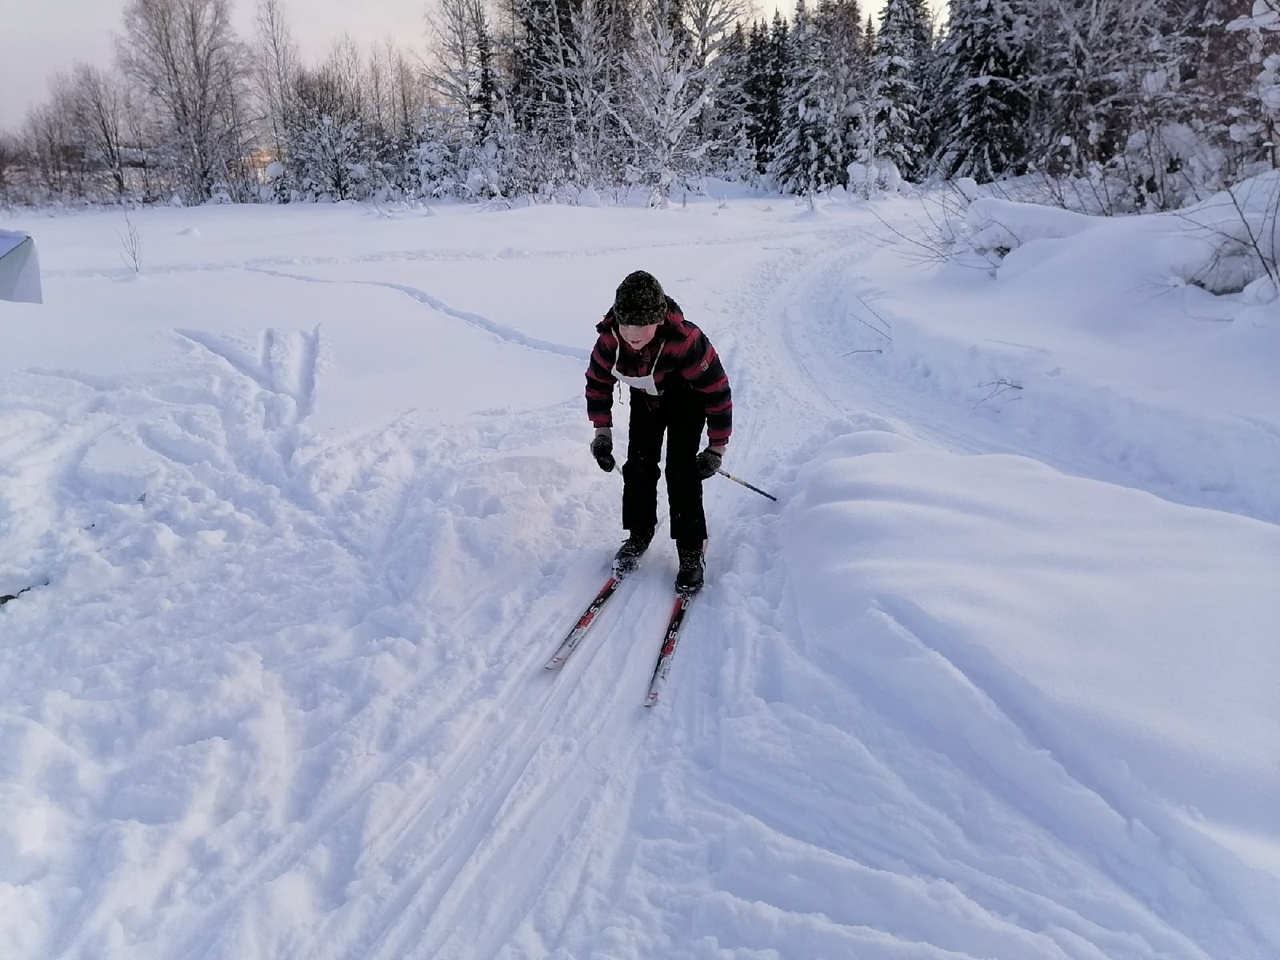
[621,379,707,547]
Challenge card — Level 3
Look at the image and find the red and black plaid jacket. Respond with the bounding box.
[585,297,732,445]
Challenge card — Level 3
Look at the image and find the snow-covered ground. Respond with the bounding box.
[1,186,1277,960]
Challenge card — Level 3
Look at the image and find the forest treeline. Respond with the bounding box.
[2,0,1276,213]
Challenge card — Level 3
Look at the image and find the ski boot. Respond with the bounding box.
[675,541,706,594]
[612,527,654,576]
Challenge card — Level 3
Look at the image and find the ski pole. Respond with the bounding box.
[717,469,778,502]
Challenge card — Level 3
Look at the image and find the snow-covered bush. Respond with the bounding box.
[1176,170,1280,295]
[964,196,1094,258]
[958,170,1280,300]
[847,160,904,198]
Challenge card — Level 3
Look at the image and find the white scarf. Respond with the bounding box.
[611,365,660,396]
[612,328,665,395]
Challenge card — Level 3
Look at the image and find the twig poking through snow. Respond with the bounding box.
[118,211,142,274]
[975,378,1024,408]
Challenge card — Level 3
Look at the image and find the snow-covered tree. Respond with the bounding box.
[560,0,628,186]
[771,0,846,194]
[20,98,87,200]
[359,42,425,198]
[929,0,1034,182]
[618,0,720,204]
[680,0,748,182]
[742,14,790,174]
[815,0,866,181]
[704,24,759,180]
[117,0,251,201]
[250,0,298,162]
[507,0,578,153]
[1234,1,1280,169]
[863,0,930,181]
[1020,0,1268,210]
[413,104,462,198]
[59,64,135,199]
[284,57,377,200]
[1189,0,1278,178]
[427,0,496,131]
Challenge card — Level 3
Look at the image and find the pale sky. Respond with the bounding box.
[0,0,931,135]
[1,0,445,132]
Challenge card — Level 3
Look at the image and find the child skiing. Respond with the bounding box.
[584,270,732,593]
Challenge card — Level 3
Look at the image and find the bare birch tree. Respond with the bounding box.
[118,0,249,201]
[252,0,299,158]
[61,64,133,199]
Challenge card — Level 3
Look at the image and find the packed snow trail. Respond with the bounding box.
[1,199,1276,960]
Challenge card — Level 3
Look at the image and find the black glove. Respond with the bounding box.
[694,447,723,480]
[591,431,616,472]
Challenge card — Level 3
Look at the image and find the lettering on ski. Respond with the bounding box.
[544,574,625,669]
[643,590,695,707]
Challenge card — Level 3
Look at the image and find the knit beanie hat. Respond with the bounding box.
[613,270,667,326]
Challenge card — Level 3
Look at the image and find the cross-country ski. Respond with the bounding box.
[643,589,696,707]
[543,572,627,670]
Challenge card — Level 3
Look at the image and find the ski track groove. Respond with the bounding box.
[164,546,604,959]
[326,572,661,960]
[242,264,590,365]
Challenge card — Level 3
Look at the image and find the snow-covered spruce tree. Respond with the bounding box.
[703,24,759,182]
[860,0,921,184]
[507,0,581,188]
[862,0,930,183]
[929,0,1034,182]
[414,103,463,198]
[618,0,722,204]
[815,0,867,185]
[771,0,847,195]
[742,14,790,175]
